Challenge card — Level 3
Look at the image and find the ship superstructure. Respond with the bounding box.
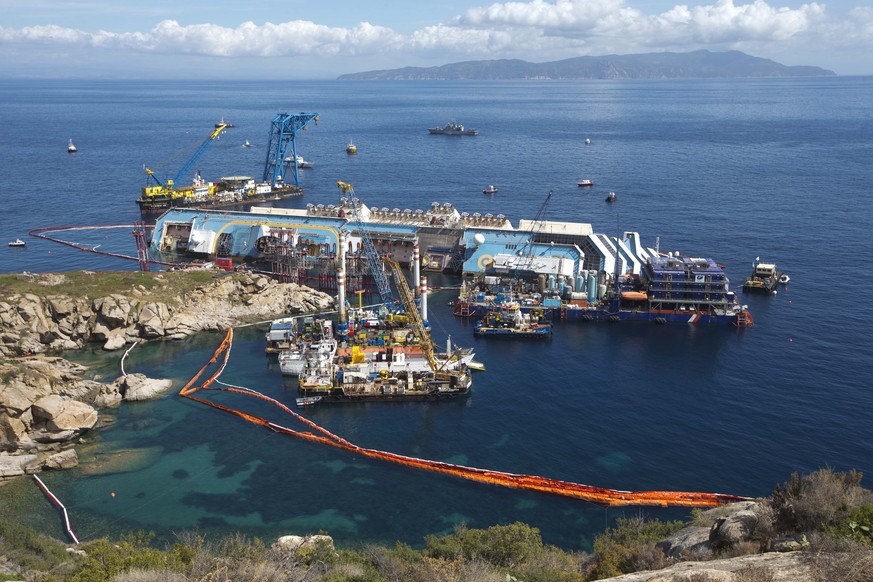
[149,196,751,326]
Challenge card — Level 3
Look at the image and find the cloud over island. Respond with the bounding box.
[1,0,869,77]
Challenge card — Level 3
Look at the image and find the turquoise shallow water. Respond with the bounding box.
[1,77,872,550]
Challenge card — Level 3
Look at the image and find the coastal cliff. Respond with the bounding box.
[0,270,334,478]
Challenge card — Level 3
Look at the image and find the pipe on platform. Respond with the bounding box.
[420,275,428,321]
[338,230,347,323]
[413,243,421,298]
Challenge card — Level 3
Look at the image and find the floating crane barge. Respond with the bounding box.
[137,113,317,218]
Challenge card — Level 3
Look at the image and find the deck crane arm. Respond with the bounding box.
[144,123,227,190]
[336,181,395,308]
[510,191,552,291]
[385,257,438,371]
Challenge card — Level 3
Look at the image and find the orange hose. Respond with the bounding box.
[179,329,751,508]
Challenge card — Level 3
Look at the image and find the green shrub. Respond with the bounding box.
[71,531,189,582]
[0,518,74,574]
[424,521,545,568]
[830,504,873,545]
[772,468,873,533]
[590,515,683,579]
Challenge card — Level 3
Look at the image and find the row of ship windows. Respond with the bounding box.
[653,274,722,282]
[653,284,723,291]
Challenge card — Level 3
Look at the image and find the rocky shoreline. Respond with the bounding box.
[0,270,334,480]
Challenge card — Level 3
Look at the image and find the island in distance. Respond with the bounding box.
[338,49,835,80]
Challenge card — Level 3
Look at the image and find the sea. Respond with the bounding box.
[1,77,872,551]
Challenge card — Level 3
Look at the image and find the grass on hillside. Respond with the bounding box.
[0,270,222,305]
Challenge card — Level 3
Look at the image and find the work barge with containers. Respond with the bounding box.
[149,194,753,327]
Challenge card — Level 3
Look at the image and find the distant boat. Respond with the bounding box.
[8,238,25,247]
[284,155,314,168]
[779,274,791,284]
[584,138,591,145]
[605,191,616,202]
[243,140,252,148]
[483,185,498,194]
[577,179,593,187]
[428,121,479,136]
[67,139,77,153]
[216,117,234,128]
[346,140,357,154]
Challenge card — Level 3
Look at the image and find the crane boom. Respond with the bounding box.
[171,123,227,186]
[143,123,226,192]
[336,181,395,307]
[510,191,552,290]
[385,258,438,370]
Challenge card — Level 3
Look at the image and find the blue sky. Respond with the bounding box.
[1,0,869,78]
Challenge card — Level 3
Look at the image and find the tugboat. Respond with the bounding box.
[428,121,479,136]
[474,305,552,339]
[743,261,782,294]
[67,139,77,153]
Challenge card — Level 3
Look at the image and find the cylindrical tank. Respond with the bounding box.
[557,275,565,297]
[576,271,587,292]
[547,274,556,292]
[598,284,607,299]
[570,292,587,301]
[538,274,547,292]
[587,272,597,302]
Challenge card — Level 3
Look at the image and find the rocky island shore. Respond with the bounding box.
[0,270,334,479]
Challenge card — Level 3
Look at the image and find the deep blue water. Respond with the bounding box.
[1,78,872,551]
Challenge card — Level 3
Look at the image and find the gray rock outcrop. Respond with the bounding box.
[597,550,811,581]
[273,534,336,556]
[0,271,334,357]
[0,270,335,478]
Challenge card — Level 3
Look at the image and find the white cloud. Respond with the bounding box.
[0,1,871,75]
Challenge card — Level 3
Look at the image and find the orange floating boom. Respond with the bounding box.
[179,329,752,508]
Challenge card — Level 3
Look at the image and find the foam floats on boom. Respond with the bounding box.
[179,329,751,508]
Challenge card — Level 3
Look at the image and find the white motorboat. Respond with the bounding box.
[67,139,77,153]
[8,238,26,247]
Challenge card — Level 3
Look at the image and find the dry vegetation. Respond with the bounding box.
[0,270,219,305]
[2,469,872,581]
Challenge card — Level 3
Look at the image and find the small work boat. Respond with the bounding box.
[243,140,252,148]
[605,191,616,202]
[577,179,593,187]
[483,185,498,194]
[584,138,591,145]
[67,139,77,153]
[779,274,790,284]
[8,238,26,247]
[346,140,357,154]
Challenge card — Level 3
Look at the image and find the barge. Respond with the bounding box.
[138,112,317,219]
[298,365,472,403]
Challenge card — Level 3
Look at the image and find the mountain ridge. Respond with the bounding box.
[338,49,835,80]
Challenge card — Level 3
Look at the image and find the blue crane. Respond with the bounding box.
[336,181,395,308]
[143,122,227,194]
[510,191,552,291]
[263,113,318,187]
